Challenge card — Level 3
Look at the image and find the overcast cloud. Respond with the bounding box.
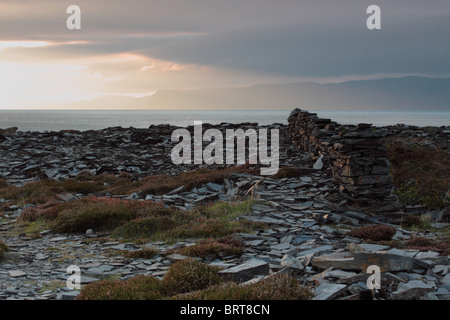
[0,0,449,108]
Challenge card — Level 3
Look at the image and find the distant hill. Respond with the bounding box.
[44,76,450,111]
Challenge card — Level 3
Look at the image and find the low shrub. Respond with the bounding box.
[77,262,314,300]
[112,208,182,239]
[162,259,223,296]
[0,178,7,188]
[77,275,163,300]
[406,236,450,256]
[123,248,159,259]
[386,140,449,210]
[0,240,9,260]
[130,165,258,196]
[175,236,245,259]
[347,224,396,241]
[0,179,105,205]
[113,200,259,241]
[52,197,163,233]
[178,273,314,300]
[17,207,40,223]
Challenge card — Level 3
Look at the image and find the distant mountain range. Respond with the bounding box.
[44,76,450,111]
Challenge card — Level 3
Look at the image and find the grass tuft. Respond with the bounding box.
[174,236,245,259]
[177,273,314,300]
[77,275,164,300]
[52,197,163,233]
[0,240,9,260]
[113,200,259,241]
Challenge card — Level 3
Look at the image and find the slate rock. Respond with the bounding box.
[219,259,270,283]
[61,291,81,301]
[353,252,414,272]
[312,282,347,300]
[280,254,304,275]
[391,280,436,300]
[8,270,27,278]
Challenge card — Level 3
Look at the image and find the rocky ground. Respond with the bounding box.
[0,123,449,300]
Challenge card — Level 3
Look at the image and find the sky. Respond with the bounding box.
[0,0,449,109]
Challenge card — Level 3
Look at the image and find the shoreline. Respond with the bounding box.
[1,109,450,133]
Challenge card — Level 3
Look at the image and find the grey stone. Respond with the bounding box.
[415,251,440,260]
[391,280,436,300]
[313,156,324,170]
[353,253,414,272]
[166,254,189,262]
[347,282,370,295]
[280,254,304,274]
[49,236,68,242]
[441,274,450,285]
[293,235,314,245]
[34,254,49,261]
[61,291,80,301]
[219,259,270,283]
[358,244,391,252]
[327,270,358,280]
[86,264,115,276]
[110,243,138,251]
[432,265,448,275]
[385,248,418,259]
[311,256,358,271]
[206,182,224,192]
[312,282,347,300]
[8,270,27,277]
[79,276,100,284]
[297,245,334,259]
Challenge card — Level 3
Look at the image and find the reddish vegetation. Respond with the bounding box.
[348,224,397,241]
[54,196,164,233]
[175,236,246,258]
[406,236,450,256]
[386,138,449,209]
[128,164,258,195]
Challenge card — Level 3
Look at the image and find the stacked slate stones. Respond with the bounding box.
[288,108,400,213]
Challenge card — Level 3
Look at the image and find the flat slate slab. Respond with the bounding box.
[218,259,269,283]
[8,270,27,278]
[391,280,436,300]
[353,252,414,272]
[312,283,347,300]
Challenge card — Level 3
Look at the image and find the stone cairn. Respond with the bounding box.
[288,108,400,213]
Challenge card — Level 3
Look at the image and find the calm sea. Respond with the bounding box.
[0,110,449,132]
